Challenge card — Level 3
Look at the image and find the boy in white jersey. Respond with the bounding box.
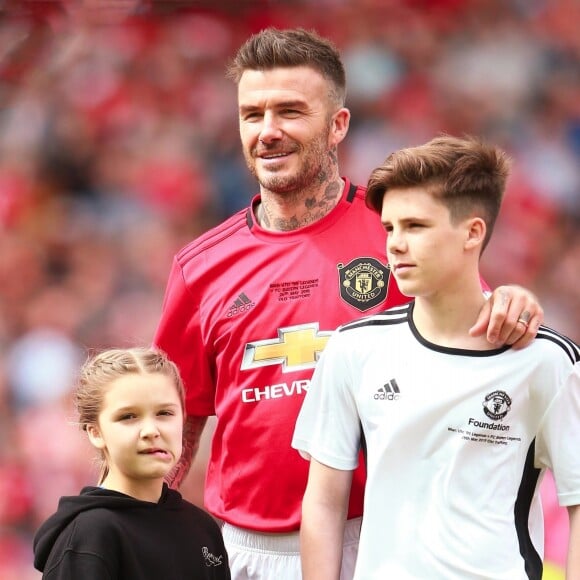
[292,135,580,579]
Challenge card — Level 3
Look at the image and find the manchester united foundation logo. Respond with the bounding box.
[337,257,389,312]
[482,390,512,421]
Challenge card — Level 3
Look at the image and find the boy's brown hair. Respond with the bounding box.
[366,135,511,250]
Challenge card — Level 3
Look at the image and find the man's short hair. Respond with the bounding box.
[227,27,346,107]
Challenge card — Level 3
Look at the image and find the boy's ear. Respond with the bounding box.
[87,424,106,450]
[464,217,486,250]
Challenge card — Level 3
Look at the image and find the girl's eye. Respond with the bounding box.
[158,410,175,417]
[118,413,136,421]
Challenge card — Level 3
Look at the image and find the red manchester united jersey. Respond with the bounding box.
[154,180,408,532]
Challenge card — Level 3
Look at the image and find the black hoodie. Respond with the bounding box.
[33,484,230,580]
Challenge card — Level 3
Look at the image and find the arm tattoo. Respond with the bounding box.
[165,415,208,489]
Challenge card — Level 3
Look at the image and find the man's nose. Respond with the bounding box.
[259,112,283,143]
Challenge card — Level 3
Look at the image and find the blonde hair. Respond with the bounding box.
[75,347,185,484]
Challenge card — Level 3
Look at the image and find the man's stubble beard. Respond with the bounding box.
[246,127,333,197]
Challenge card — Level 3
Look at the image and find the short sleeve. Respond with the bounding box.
[536,363,580,507]
[292,332,361,471]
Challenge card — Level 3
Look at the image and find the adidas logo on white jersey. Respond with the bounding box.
[374,379,401,400]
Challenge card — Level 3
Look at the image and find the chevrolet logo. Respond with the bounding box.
[241,323,333,373]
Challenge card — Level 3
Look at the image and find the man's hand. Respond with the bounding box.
[470,285,544,349]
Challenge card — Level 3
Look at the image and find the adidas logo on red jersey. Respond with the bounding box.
[227,292,255,318]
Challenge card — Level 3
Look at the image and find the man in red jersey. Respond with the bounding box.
[154,28,543,580]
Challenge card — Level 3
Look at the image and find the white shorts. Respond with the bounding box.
[222,517,361,580]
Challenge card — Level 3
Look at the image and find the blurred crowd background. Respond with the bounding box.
[0,0,578,578]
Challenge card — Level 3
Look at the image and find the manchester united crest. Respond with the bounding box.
[337,257,389,312]
[482,390,512,421]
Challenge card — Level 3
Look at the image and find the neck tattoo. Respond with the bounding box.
[257,203,270,229]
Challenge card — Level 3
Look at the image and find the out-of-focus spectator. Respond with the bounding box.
[0,2,577,578]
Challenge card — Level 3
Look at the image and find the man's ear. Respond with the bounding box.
[464,217,486,251]
[87,424,106,450]
[329,107,350,147]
